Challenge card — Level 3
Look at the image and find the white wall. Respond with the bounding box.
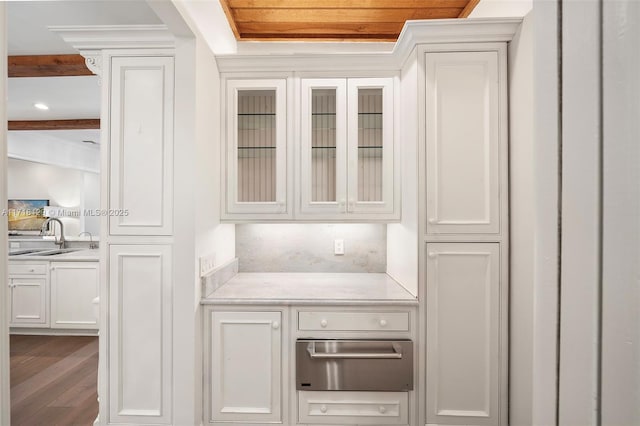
[0,4,10,424]
[194,37,235,271]
[531,1,561,423]
[387,49,419,296]
[7,158,100,236]
[237,224,386,272]
[508,12,534,426]
[601,1,640,423]
[469,0,532,18]
[8,130,100,173]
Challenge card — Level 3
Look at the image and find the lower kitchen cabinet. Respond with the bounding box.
[8,262,49,327]
[425,243,505,426]
[298,391,408,425]
[207,310,283,424]
[9,275,48,327]
[50,262,99,329]
[204,304,416,426]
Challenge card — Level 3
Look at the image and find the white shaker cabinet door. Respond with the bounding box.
[109,56,174,235]
[50,262,98,330]
[426,243,505,426]
[9,276,48,327]
[223,79,292,219]
[347,78,396,215]
[108,244,172,424]
[208,311,282,423]
[425,51,502,235]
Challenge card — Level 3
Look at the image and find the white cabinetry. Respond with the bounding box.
[222,78,292,220]
[425,51,503,236]
[204,305,416,426]
[299,78,397,220]
[108,244,172,424]
[425,243,503,426]
[50,262,99,330]
[109,56,174,235]
[421,44,509,426]
[299,391,408,425]
[8,262,48,327]
[206,310,283,424]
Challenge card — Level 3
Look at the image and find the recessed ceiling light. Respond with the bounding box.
[34,103,49,110]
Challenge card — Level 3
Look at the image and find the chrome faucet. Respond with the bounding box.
[78,231,98,249]
[41,218,66,249]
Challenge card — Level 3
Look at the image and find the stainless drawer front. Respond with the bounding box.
[296,340,413,392]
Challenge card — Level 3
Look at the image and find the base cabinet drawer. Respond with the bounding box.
[298,391,408,425]
[298,311,409,332]
[8,263,47,275]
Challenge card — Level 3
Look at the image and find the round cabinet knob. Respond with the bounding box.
[428,218,436,224]
[379,406,387,414]
[320,405,327,413]
[320,319,328,328]
[272,321,280,330]
[379,319,387,328]
[29,268,35,272]
[428,252,436,259]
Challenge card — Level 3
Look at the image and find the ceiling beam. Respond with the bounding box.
[8,119,100,131]
[8,55,93,78]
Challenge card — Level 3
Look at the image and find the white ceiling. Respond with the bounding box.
[7,0,163,153]
[8,76,100,120]
[8,0,162,55]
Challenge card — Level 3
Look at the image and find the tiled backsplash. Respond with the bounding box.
[236,224,386,273]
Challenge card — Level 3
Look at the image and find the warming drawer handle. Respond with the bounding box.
[306,342,403,359]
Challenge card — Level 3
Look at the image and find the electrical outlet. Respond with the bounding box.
[334,239,344,255]
[199,253,216,277]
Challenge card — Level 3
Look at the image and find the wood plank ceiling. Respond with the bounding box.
[220,0,480,41]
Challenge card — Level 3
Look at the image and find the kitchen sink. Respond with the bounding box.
[8,249,48,256]
[26,248,83,256]
[15,248,83,256]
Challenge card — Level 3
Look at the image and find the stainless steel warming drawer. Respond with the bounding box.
[296,339,413,392]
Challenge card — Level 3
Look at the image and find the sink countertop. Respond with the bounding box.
[9,249,100,262]
[201,272,418,306]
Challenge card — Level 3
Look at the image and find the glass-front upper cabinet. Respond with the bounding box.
[223,79,291,219]
[300,79,347,215]
[299,77,395,219]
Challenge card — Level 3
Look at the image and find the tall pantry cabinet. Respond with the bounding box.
[53,26,178,425]
[415,43,509,426]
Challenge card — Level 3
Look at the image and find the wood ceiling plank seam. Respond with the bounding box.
[227,0,468,8]
[236,22,404,35]
[219,0,242,39]
[458,0,481,18]
[232,8,464,23]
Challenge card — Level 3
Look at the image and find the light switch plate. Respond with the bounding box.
[199,253,216,277]
[334,239,344,255]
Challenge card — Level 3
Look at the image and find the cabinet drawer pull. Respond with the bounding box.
[428,217,436,224]
[379,406,387,414]
[379,319,387,327]
[272,321,280,330]
[320,405,327,413]
[320,319,328,328]
[306,341,402,359]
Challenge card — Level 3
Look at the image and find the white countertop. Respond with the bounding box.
[202,273,418,305]
[9,249,100,262]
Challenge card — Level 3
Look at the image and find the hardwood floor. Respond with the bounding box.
[10,335,98,426]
